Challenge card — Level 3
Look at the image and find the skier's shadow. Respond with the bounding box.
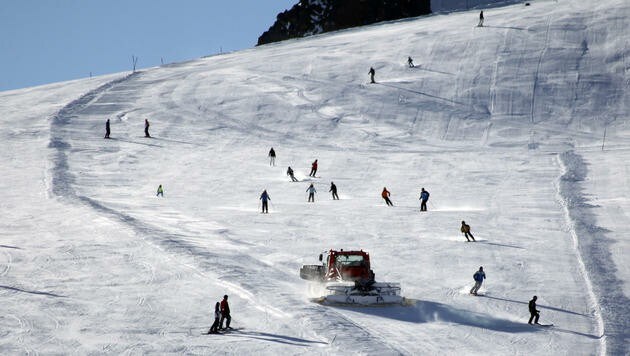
[481,295,588,316]
[483,25,529,31]
[0,245,21,249]
[222,330,328,347]
[379,83,465,106]
[111,138,163,148]
[409,66,455,76]
[334,300,538,333]
[0,285,65,298]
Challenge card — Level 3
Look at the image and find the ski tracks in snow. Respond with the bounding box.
[556,151,629,355]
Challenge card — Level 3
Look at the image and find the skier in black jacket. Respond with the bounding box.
[287,166,298,182]
[528,296,541,324]
[330,182,339,200]
[207,302,221,334]
[104,119,111,139]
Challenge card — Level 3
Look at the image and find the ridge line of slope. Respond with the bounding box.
[556,150,629,355]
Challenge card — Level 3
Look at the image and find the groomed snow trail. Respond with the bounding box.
[558,151,630,355]
[2,0,629,354]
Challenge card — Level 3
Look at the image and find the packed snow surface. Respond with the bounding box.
[0,0,628,354]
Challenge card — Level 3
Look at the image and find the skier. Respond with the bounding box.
[268,147,276,166]
[419,188,430,211]
[219,295,231,330]
[478,11,484,27]
[104,119,111,139]
[260,190,270,213]
[368,67,376,84]
[287,166,298,182]
[144,119,151,138]
[156,184,164,197]
[306,183,317,202]
[382,187,393,206]
[461,221,476,242]
[309,159,318,177]
[408,56,415,68]
[329,181,339,200]
[528,296,541,325]
[470,266,486,295]
[207,301,221,334]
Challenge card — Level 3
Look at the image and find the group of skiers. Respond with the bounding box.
[207,295,232,334]
[104,118,151,139]
[262,149,434,211]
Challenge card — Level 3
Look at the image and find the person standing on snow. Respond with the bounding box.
[419,188,430,211]
[309,159,318,177]
[104,119,111,139]
[470,266,486,295]
[268,148,276,166]
[144,119,151,138]
[461,221,476,242]
[156,184,164,197]
[287,166,298,182]
[528,296,541,325]
[306,183,317,202]
[382,187,393,206]
[478,11,484,27]
[329,182,339,200]
[368,67,376,84]
[219,295,232,330]
[260,190,270,213]
[408,56,415,68]
[207,302,221,334]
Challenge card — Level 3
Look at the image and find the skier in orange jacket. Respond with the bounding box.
[382,187,393,206]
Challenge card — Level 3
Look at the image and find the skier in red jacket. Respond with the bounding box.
[219,295,231,330]
[309,159,318,177]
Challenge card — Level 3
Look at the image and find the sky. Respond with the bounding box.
[0,0,296,92]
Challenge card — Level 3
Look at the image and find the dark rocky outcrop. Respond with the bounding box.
[257,0,431,46]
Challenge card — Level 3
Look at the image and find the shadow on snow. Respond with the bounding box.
[333,299,538,333]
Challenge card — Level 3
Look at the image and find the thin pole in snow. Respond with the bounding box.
[601,126,607,151]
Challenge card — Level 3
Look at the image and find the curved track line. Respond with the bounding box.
[47,71,389,351]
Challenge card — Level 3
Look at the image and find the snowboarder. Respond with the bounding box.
[461,221,475,242]
[207,302,221,334]
[470,266,486,295]
[268,148,276,166]
[306,183,317,202]
[104,119,111,139]
[382,187,393,206]
[368,67,376,84]
[287,166,298,182]
[478,11,484,27]
[419,188,430,211]
[144,119,151,138]
[329,182,339,200]
[219,295,231,330]
[408,56,415,68]
[260,190,270,213]
[156,184,164,197]
[309,159,318,177]
[528,296,541,325]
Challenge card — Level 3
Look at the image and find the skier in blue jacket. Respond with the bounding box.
[419,188,430,211]
[306,183,317,202]
[470,267,486,295]
[260,190,270,213]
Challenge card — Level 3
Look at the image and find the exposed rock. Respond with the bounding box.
[257,0,431,46]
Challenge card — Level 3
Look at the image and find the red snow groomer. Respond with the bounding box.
[300,249,403,305]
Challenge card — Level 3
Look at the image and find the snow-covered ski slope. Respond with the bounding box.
[1,0,628,354]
